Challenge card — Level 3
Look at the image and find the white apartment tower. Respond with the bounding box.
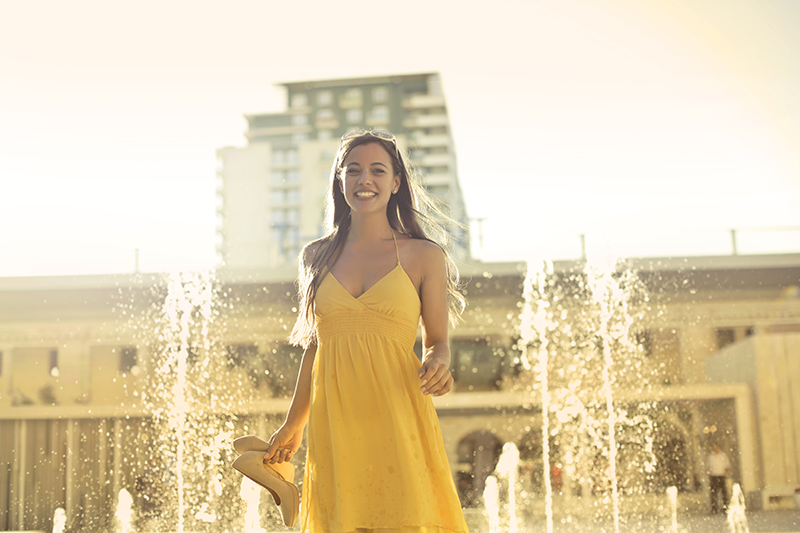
[216,72,468,271]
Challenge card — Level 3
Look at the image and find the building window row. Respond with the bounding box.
[272,150,299,166]
[290,86,391,112]
[271,170,300,185]
[270,188,301,205]
[270,208,300,225]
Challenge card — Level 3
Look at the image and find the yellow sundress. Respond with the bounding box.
[301,235,469,533]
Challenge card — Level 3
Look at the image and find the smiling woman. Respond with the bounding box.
[243,129,470,532]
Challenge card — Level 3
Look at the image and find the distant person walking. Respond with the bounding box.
[708,444,731,513]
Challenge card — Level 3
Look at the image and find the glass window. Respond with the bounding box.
[270,170,285,185]
[287,189,300,203]
[346,109,363,123]
[316,90,333,106]
[317,109,334,121]
[292,133,308,144]
[49,349,59,377]
[287,170,300,183]
[119,347,137,373]
[716,328,736,350]
[271,209,285,224]
[270,190,285,204]
[318,130,333,140]
[372,86,388,102]
[286,150,298,164]
[370,105,389,122]
[451,338,515,392]
[291,93,308,108]
[287,209,300,224]
[272,150,285,165]
[292,114,308,126]
[344,88,362,100]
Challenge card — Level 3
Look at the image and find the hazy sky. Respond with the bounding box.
[2,0,799,276]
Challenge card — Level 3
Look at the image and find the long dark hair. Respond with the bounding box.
[289,132,465,348]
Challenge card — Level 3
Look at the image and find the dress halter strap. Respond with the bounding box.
[392,230,401,267]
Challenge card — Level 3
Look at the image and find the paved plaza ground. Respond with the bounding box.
[513,509,800,532]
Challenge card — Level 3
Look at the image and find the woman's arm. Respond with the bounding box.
[264,242,320,464]
[416,241,455,396]
[263,341,317,464]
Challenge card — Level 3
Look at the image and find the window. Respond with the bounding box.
[716,328,736,350]
[287,189,300,203]
[291,114,308,126]
[120,347,137,373]
[346,108,363,123]
[270,170,285,185]
[225,344,264,389]
[317,109,334,121]
[370,105,389,123]
[633,330,653,357]
[451,338,513,392]
[318,130,333,140]
[291,93,308,108]
[272,150,285,166]
[286,208,300,224]
[344,88,362,100]
[292,133,308,144]
[316,90,333,106]
[270,190,285,205]
[286,170,300,183]
[286,150,298,165]
[271,209,286,224]
[262,343,304,397]
[372,86,388,102]
[49,349,59,377]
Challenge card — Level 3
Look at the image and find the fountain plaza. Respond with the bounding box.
[0,251,798,533]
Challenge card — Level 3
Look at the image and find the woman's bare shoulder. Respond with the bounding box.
[400,236,445,267]
[300,238,327,265]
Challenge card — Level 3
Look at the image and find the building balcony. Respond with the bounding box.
[407,133,450,148]
[423,173,452,186]
[338,96,363,109]
[402,114,449,129]
[366,115,390,127]
[315,118,340,130]
[287,105,312,114]
[402,94,446,109]
[246,124,312,140]
[417,153,451,167]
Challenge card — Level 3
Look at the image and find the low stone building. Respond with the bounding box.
[1,253,798,531]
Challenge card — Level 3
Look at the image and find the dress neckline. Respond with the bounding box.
[325,230,404,301]
[326,263,404,301]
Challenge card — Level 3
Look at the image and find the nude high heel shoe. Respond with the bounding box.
[233,435,271,454]
[231,436,299,527]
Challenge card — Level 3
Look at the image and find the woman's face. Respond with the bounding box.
[339,142,400,215]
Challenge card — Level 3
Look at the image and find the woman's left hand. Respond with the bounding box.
[418,357,454,396]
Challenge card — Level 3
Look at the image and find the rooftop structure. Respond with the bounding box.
[216,72,468,272]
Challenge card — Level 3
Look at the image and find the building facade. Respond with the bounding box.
[1,253,799,532]
[216,72,469,270]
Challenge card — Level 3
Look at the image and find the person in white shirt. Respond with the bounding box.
[708,444,731,513]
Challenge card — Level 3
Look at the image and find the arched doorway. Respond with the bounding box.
[456,430,503,507]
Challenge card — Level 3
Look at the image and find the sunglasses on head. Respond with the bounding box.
[340,129,397,143]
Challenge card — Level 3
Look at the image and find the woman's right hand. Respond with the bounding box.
[263,424,303,465]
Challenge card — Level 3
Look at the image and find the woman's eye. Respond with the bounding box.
[372,169,385,175]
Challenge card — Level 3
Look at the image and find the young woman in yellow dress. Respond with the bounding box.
[261,129,468,533]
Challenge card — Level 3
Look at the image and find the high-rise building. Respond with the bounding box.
[216,72,468,271]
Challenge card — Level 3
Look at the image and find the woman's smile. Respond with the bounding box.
[341,142,399,212]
